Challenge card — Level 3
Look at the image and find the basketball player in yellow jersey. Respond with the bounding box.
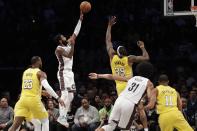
[145,74,193,131]
[8,56,65,131]
[106,16,149,95]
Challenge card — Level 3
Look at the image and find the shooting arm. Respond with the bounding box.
[71,11,83,40]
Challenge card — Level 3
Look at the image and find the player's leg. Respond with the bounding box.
[100,97,122,131]
[173,111,194,131]
[66,92,74,111]
[58,89,68,118]
[31,119,42,131]
[9,99,29,131]
[158,113,173,131]
[137,101,148,131]
[8,117,25,131]
[57,89,69,127]
[118,98,135,130]
[29,99,49,130]
[40,118,49,131]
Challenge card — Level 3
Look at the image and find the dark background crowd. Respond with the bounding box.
[0,0,196,130]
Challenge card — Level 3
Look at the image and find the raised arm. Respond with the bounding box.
[70,11,84,40]
[88,73,130,82]
[106,16,116,60]
[128,41,149,64]
[57,11,84,59]
[37,71,65,107]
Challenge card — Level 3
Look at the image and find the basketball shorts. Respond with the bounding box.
[158,110,193,131]
[103,97,136,130]
[14,97,48,121]
[57,70,76,91]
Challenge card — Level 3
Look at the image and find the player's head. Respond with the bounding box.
[31,56,42,69]
[158,74,169,85]
[54,34,67,45]
[136,61,154,79]
[116,46,128,58]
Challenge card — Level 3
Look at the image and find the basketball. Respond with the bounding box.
[80,1,91,13]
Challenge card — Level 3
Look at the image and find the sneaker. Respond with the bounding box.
[57,116,69,128]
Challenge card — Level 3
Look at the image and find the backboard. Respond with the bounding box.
[164,0,197,16]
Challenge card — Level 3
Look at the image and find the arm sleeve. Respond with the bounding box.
[74,19,82,36]
[41,79,59,99]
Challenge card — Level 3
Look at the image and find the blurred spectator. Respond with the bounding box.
[0,97,14,131]
[187,90,197,129]
[92,95,103,110]
[72,98,99,131]
[181,97,189,121]
[98,97,113,127]
[47,99,60,131]
[147,109,159,131]
[130,109,144,131]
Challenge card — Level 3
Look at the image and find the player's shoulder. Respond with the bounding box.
[56,46,63,51]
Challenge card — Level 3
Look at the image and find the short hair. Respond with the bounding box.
[53,34,62,44]
[117,46,128,57]
[135,61,154,79]
[31,56,40,65]
[158,74,169,83]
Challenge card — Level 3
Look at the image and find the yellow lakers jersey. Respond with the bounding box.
[111,55,133,95]
[20,68,42,99]
[156,85,178,114]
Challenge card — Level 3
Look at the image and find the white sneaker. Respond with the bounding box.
[57,116,69,128]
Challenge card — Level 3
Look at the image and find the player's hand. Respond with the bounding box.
[80,10,84,21]
[137,41,145,49]
[58,98,65,107]
[42,90,51,98]
[108,16,116,26]
[67,36,75,45]
[88,73,98,79]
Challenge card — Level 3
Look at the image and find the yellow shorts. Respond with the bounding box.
[116,84,126,95]
[14,97,48,120]
[159,110,193,131]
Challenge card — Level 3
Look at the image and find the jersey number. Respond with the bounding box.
[115,67,125,77]
[165,96,173,106]
[24,79,33,89]
[128,82,139,92]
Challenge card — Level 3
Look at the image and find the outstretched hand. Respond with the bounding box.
[80,10,84,21]
[108,16,116,26]
[137,41,145,49]
[88,73,98,79]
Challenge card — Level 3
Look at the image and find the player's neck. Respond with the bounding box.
[59,43,66,47]
[160,83,168,86]
[31,65,39,69]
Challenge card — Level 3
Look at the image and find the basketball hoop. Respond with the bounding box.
[191,6,197,27]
